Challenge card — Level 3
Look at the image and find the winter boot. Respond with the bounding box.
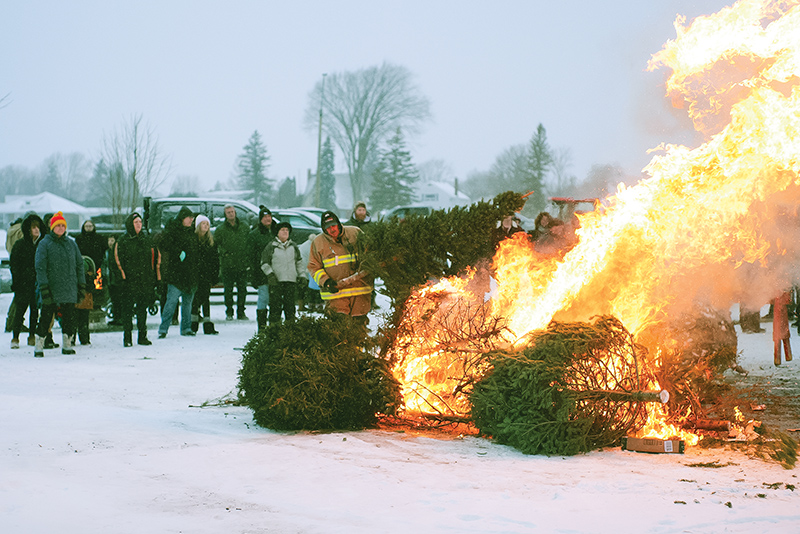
[34,335,45,358]
[44,332,59,349]
[124,331,133,347]
[256,309,268,333]
[138,330,152,346]
[79,326,90,345]
[10,338,20,349]
[61,333,76,355]
[203,320,219,335]
[191,314,199,333]
[27,334,36,346]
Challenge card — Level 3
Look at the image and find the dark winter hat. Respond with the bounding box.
[354,201,367,210]
[321,211,339,229]
[276,221,292,233]
[176,206,194,221]
[259,205,272,219]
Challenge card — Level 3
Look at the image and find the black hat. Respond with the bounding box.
[321,212,338,229]
[276,221,292,233]
[259,205,272,219]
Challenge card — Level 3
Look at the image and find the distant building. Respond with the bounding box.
[413,181,471,210]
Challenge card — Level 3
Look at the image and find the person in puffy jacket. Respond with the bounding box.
[261,221,306,325]
[34,211,84,356]
[307,211,372,319]
[115,212,159,346]
[9,212,44,349]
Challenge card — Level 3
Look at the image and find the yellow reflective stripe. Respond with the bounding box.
[313,269,326,285]
[322,254,356,268]
[320,286,373,300]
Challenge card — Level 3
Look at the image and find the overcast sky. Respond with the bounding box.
[0,1,734,195]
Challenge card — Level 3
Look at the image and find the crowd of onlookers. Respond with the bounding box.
[5,201,375,356]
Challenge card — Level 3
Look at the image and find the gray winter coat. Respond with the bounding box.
[35,232,84,304]
[261,238,306,283]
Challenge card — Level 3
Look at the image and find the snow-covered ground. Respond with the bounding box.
[1,292,798,534]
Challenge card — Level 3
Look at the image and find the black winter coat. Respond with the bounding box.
[247,222,276,287]
[9,213,44,295]
[75,224,106,270]
[197,237,220,289]
[159,210,199,292]
[214,218,250,275]
[115,214,158,296]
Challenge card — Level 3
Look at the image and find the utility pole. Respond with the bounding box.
[315,73,327,207]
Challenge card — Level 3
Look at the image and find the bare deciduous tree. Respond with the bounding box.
[547,147,578,198]
[41,152,92,201]
[304,62,431,203]
[99,114,171,218]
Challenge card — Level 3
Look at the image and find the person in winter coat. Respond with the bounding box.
[157,206,198,338]
[492,213,527,250]
[214,204,250,321]
[344,201,372,229]
[73,255,96,345]
[115,212,159,346]
[307,211,372,319]
[103,234,125,326]
[5,215,25,334]
[75,219,106,273]
[191,215,220,335]
[9,212,44,349]
[261,222,306,325]
[247,206,276,332]
[34,211,84,356]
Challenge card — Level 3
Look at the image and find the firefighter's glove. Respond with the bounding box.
[40,284,54,306]
[323,278,339,294]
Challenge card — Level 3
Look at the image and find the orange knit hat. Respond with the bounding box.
[49,211,67,231]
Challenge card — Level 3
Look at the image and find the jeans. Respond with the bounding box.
[159,284,196,335]
[256,284,270,310]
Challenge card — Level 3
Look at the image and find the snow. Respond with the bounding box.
[1,292,798,534]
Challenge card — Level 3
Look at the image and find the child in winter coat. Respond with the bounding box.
[261,222,307,325]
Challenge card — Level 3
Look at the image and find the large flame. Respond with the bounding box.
[392,0,800,444]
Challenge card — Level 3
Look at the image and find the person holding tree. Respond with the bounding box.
[307,211,372,320]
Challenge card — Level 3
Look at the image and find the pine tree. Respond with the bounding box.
[369,127,419,212]
[237,130,273,205]
[524,123,551,215]
[277,177,299,208]
[318,136,337,209]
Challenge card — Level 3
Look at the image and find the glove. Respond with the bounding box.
[267,273,279,286]
[323,278,339,294]
[40,284,54,306]
[77,284,87,302]
[179,250,186,262]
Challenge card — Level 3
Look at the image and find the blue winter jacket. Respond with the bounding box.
[35,232,84,304]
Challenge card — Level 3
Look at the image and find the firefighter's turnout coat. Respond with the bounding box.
[307,218,372,317]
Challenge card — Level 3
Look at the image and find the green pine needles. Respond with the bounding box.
[470,316,649,456]
[238,315,401,431]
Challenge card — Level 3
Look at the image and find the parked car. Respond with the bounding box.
[143,197,260,235]
[0,229,10,293]
[381,205,433,221]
